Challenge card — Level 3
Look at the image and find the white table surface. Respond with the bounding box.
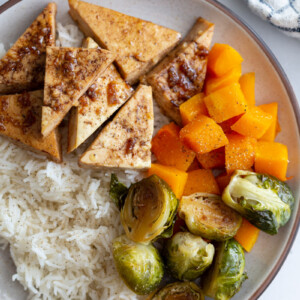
[0,0,298,299]
[216,1,300,299]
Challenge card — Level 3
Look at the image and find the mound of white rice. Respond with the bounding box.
[0,23,169,300]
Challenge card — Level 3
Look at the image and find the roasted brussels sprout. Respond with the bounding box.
[178,193,242,241]
[222,170,294,234]
[109,174,128,210]
[148,281,204,300]
[164,232,215,280]
[203,239,247,300]
[112,235,164,295]
[121,175,178,243]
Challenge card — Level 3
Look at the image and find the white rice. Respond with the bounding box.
[0,23,169,299]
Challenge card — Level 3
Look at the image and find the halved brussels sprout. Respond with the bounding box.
[112,235,164,295]
[148,282,204,300]
[121,175,178,244]
[203,239,247,300]
[178,193,242,241]
[164,232,215,280]
[222,170,294,234]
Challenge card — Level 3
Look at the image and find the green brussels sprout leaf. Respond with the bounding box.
[222,170,294,234]
[149,281,204,300]
[164,232,215,281]
[109,174,129,210]
[113,235,164,295]
[203,239,247,300]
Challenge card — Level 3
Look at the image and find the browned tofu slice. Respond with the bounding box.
[68,38,133,152]
[79,85,153,169]
[0,3,56,94]
[0,90,61,162]
[147,18,214,124]
[42,46,116,137]
[68,0,181,85]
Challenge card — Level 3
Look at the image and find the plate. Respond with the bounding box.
[0,0,299,299]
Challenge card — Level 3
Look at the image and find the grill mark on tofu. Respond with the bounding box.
[147,17,214,124]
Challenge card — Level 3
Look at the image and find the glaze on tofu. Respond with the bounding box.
[0,90,61,162]
[79,85,153,169]
[68,0,181,85]
[68,38,133,152]
[42,46,116,137]
[0,3,56,94]
[147,18,214,124]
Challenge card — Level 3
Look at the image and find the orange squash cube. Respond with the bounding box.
[234,218,260,252]
[180,115,228,154]
[148,164,188,198]
[216,172,232,192]
[225,134,256,174]
[276,119,281,136]
[207,43,244,77]
[179,93,208,125]
[151,123,196,171]
[197,147,225,169]
[254,141,288,181]
[259,102,278,142]
[218,115,242,134]
[187,158,200,172]
[204,83,248,123]
[183,169,220,196]
[205,65,242,95]
[239,72,255,107]
[231,106,273,139]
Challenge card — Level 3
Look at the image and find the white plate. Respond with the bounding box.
[0,0,299,299]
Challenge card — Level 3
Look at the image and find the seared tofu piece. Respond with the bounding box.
[0,90,61,162]
[68,0,181,85]
[68,38,133,152]
[42,46,116,137]
[147,18,214,124]
[0,3,56,94]
[79,85,153,169]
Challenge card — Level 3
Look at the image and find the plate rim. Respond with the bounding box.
[0,0,299,299]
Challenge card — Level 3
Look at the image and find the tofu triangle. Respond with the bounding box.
[68,0,181,84]
[68,38,133,153]
[79,85,154,169]
[0,90,61,162]
[42,46,116,137]
[147,17,214,124]
[0,3,57,94]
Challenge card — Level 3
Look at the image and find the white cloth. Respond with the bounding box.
[247,0,300,39]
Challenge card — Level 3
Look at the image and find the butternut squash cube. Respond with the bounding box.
[183,169,220,196]
[216,172,232,192]
[205,65,242,95]
[197,147,225,169]
[218,115,242,134]
[259,102,278,142]
[151,122,196,171]
[231,106,273,139]
[239,72,255,107]
[254,141,288,181]
[207,43,243,77]
[148,163,188,198]
[180,115,228,154]
[179,93,208,125]
[225,134,256,174]
[234,218,260,252]
[204,83,248,123]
